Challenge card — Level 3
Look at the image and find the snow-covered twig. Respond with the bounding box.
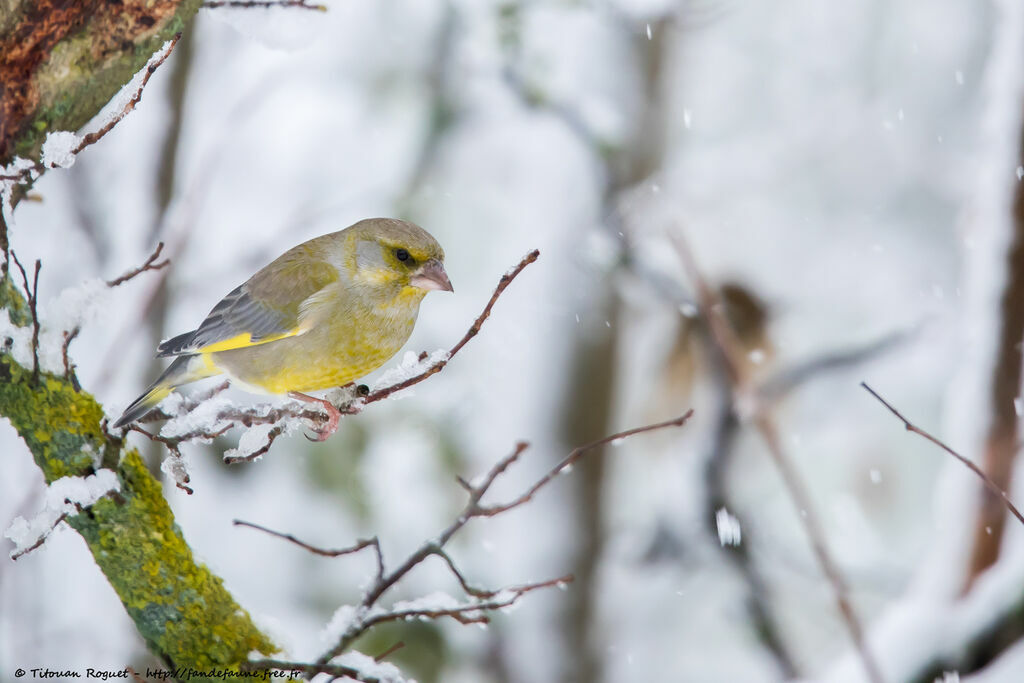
[238,411,693,680]
[0,35,181,186]
[106,242,169,287]
[671,230,884,683]
[862,382,1024,528]
[5,470,121,560]
[9,512,70,561]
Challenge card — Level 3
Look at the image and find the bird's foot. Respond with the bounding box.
[289,391,341,442]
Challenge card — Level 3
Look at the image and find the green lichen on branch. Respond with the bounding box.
[70,450,277,668]
[0,277,278,681]
[0,276,31,326]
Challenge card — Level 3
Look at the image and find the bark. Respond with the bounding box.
[0,0,202,166]
[963,80,1024,591]
[558,294,618,683]
[557,18,673,683]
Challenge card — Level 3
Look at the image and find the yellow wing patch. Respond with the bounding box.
[196,327,307,354]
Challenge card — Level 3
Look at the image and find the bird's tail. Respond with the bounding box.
[113,354,220,429]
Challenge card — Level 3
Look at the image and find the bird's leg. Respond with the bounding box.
[289,391,341,442]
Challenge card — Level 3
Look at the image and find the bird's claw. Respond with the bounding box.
[289,391,341,443]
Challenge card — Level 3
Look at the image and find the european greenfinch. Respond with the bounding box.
[114,218,453,439]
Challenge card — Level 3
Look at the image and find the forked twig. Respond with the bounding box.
[862,382,1024,527]
[239,411,693,679]
[10,251,41,383]
[106,242,169,287]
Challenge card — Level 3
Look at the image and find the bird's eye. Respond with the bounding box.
[395,248,410,262]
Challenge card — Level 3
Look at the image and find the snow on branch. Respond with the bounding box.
[128,250,543,471]
[670,230,884,683]
[238,411,693,681]
[0,35,182,187]
[4,469,121,560]
[861,382,1024,527]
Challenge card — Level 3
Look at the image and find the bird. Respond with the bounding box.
[113,217,453,440]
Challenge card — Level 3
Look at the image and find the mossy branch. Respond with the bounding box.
[0,276,279,682]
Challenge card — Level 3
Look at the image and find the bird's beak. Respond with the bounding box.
[410,259,454,292]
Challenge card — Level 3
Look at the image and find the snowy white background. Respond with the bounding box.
[3,0,1024,681]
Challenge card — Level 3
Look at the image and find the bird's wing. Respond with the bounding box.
[157,242,341,357]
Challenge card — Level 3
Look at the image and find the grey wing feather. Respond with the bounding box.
[156,284,294,357]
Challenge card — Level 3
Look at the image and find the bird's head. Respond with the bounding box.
[344,218,453,299]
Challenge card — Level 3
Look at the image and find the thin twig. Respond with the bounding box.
[61,327,81,390]
[222,425,284,464]
[358,574,572,629]
[373,641,404,663]
[10,251,41,383]
[313,411,692,665]
[106,242,169,287]
[671,230,884,683]
[862,382,1024,527]
[239,415,692,681]
[476,412,694,516]
[234,519,382,560]
[72,36,182,158]
[10,512,69,560]
[203,0,326,9]
[365,249,540,404]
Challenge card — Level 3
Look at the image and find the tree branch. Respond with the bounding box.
[861,382,1024,528]
[10,251,40,383]
[234,519,382,560]
[671,230,884,683]
[106,242,170,287]
[365,249,540,404]
[237,411,692,679]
